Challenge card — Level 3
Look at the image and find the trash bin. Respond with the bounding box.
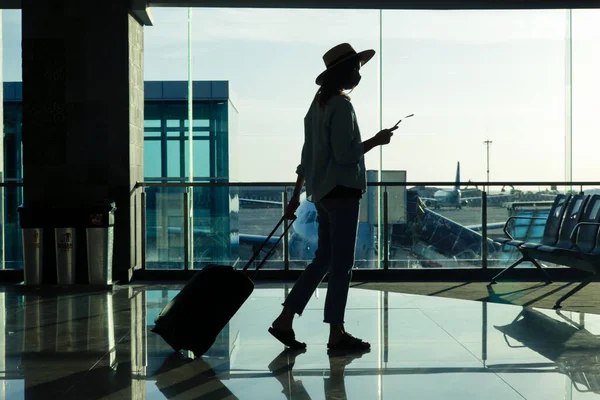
[86,202,116,285]
[17,204,45,285]
[55,208,77,285]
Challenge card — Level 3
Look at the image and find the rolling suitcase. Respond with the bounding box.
[151,215,295,357]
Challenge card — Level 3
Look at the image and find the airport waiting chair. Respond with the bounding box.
[490,194,571,285]
[516,194,591,308]
[521,194,589,252]
[493,194,600,309]
[521,194,597,265]
[531,195,600,309]
[568,194,600,266]
[571,195,600,255]
[495,194,570,248]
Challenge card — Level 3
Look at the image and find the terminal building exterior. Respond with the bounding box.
[3,80,239,272]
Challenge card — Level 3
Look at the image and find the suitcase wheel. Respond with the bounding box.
[191,339,215,358]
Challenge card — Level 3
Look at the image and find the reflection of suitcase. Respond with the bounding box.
[151,216,294,357]
[155,353,238,399]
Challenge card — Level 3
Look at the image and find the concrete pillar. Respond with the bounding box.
[0,10,5,271]
[21,1,144,282]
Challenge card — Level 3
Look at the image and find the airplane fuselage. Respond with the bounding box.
[288,195,375,266]
[431,189,462,209]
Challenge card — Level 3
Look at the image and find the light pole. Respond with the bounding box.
[483,139,492,193]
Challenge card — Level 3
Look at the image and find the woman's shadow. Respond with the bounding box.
[268,347,370,400]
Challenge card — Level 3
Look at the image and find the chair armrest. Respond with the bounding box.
[569,222,600,243]
[503,216,548,240]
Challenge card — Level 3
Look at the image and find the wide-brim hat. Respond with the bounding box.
[315,43,375,86]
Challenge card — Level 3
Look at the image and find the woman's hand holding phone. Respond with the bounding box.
[374,128,395,145]
[367,114,412,151]
[377,113,414,145]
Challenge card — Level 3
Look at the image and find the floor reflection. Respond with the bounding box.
[268,348,309,400]
[266,347,370,400]
[154,353,238,399]
[494,306,600,395]
[1,284,600,399]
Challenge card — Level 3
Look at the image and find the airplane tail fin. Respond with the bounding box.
[455,162,460,191]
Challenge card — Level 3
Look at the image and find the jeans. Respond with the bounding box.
[283,197,360,324]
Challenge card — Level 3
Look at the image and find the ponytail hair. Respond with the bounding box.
[316,85,344,108]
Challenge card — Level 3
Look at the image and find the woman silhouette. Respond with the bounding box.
[269,43,396,351]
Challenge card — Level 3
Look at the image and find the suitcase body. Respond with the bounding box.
[151,265,254,357]
[151,216,293,357]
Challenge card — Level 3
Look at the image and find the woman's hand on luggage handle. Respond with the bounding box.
[285,194,301,219]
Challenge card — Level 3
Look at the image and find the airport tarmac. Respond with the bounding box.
[238,205,510,237]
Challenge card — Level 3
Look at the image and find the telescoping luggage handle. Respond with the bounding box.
[242,215,296,273]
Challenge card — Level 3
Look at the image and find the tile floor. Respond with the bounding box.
[1,282,600,399]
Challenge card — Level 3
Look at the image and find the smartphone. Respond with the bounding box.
[393,113,414,128]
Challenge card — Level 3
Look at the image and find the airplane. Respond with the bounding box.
[420,162,508,210]
[238,192,375,266]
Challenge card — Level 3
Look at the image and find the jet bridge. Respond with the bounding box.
[389,192,502,267]
[389,194,554,268]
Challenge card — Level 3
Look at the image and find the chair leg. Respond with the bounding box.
[531,259,553,284]
[489,258,526,285]
[554,277,593,309]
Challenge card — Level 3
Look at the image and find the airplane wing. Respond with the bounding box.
[239,233,281,247]
[462,194,511,201]
[148,227,283,250]
[420,197,438,204]
[146,226,214,236]
[465,222,506,232]
[239,198,283,206]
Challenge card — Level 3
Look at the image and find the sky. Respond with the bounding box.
[3,8,600,187]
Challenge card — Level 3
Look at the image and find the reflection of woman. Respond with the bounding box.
[269,43,396,351]
[268,346,369,400]
[325,349,370,400]
[268,348,312,400]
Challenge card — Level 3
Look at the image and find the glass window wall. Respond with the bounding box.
[3,7,600,272]
[142,7,600,271]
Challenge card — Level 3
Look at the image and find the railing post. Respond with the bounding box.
[482,301,488,366]
[283,190,289,272]
[183,190,190,271]
[383,190,389,271]
[384,290,389,363]
[141,190,146,270]
[482,191,488,270]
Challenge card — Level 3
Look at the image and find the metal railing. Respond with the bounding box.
[134,180,600,272]
[0,182,25,186]
[136,181,600,188]
[2,179,598,272]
